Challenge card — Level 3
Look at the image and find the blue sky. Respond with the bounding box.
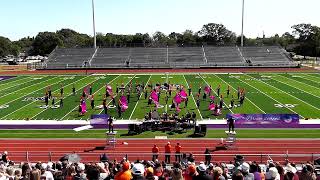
[1,0,319,41]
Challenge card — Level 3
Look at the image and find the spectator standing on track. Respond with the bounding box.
[204,148,212,165]
[152,144,159,162]
[165,142,172,164]
[175,143,182,162]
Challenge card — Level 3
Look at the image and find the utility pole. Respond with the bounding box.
[241,0,245,47]
[92,0,96,49]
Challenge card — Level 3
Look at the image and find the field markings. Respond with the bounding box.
[129,75,152,120]
[199,74,234,114]
[183,75,203,119]
[246,74,320,112]
[0,76,55,106]
[0,77,71,120]
[0,77,35,92]
[0,76,51,100]
[236,76,303,118]
[299,74,320,85]
[60,75,120,120]
[98,75,137,115]
[30,76,94,120]
[271,75,320,99]
[213,74,266,114]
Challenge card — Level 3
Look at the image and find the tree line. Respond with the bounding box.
[0,23,319,58]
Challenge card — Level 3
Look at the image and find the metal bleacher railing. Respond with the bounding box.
[10,151,319,164]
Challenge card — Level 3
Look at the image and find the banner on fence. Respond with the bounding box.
[90,114,109,125]
[226,114,299,125]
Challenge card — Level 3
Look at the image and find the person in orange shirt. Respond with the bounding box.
[152,144,159,162]
[114,161,132,180]
[164,142,171,164]
[175,143,182,162]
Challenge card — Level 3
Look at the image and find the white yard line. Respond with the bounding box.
[299,74,320,85]
[0,76,55,105]
[0,76,50,99]
[129,75,152,120]
[199,74,234,114]
[0,77,36,92]
[213,74,266,114]
[1,77,69,120]
[272,75,320,99]
[30,76,93,120]
[247,75,320,112]
[183,75,203,120]
[60,75,120,120]
[236,77,302,117]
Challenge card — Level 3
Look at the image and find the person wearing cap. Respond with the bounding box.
[183,164,197,180]
[193,163,211,180]
[240,162,254,180]
[114,161,132,180]
[164,142,172,164]
[131,163,145,180]
[152,144,159,162]
[175,143,182,163]
[266,167,280,180]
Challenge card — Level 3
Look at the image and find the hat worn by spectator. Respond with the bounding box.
[188,165,196,174]
[266,167,280,180]
[241,162,250,173]
[198,164,207,172]
[132,163,145,176]
[146,167,154,174]
[285,164,297,174]
[123,161,130,171]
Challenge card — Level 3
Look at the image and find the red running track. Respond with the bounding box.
[1,139,319,164]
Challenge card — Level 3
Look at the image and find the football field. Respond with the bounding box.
[0,73,320,120]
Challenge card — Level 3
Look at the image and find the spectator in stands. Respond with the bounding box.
[283,164,298,180]
[164,142,172,164]
[175,143,182,162]
[131,163,145,180]
[1,151,9,164]
[74,163,87,180]
[152,144,159,162]
[240,162,254,180]
[86,165,100,180]
[145,167,156,180]
[249,163,261,180]
[183,164,197,180]
[213,166,226,180]
[266,167,280,180]
[299,164,316,180]
[232,171,244,180]
[194,163,211,180]
[171,163,183,180]
[115,161,132,180]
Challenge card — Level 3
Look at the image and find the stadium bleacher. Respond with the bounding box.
[44,46,295,69]
[46,48,95,69]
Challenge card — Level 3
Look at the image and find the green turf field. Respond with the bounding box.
[0,73,320,120]
[0,129,319,138]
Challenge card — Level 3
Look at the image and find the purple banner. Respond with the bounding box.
[227,114,299,125]
[90,114,109,125]
[0,76,16,81]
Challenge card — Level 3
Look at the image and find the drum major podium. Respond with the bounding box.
[225,131,236,149]
[106,131,117,149]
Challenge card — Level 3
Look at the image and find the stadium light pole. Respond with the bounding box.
[241,0,245,47]
[92,0,97,49]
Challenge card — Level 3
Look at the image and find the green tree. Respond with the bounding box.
[198,23,236,45]
[31,32,63,56]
